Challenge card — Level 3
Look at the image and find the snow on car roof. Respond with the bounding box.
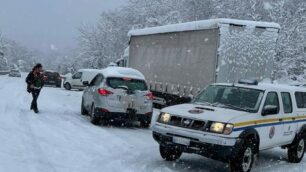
[101,67,145,80]
[128,18,280,37]
[78,69,102,73]
[214,83,306,92]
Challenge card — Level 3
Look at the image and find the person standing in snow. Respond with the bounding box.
[26,63,44,113]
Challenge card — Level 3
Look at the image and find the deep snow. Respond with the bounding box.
[0,74,305,172]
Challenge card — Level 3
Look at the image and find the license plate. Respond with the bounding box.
[173,136,190,146]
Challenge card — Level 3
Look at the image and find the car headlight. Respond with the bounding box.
[210,122,225,133]
[159,112,171,123]
[210,122,234,135]
[224,124,234,135]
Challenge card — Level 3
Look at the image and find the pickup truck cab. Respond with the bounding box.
[152,80,306,172]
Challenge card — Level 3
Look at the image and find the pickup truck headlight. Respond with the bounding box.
[159,112,171,123]
[210,122,234,135]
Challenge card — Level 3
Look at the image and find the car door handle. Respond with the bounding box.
[279,118,283,122]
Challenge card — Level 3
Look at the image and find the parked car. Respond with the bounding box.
[43,70,62,87]
[63,69,101,90]
[81,67,153,127]
[8,69,21,77]
[152,79,306,172]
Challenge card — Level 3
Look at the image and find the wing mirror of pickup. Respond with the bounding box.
[83,81,89,86]
[262,105,278,116]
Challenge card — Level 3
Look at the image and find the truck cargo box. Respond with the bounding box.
[123,18,280,106]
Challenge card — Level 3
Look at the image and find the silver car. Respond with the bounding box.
[81,67,153,127]
[8,69,21,77]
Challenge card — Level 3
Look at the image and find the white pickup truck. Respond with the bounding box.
[152,80,306,172]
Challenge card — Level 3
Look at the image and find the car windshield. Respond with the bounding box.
[193,85,264,113]
[107,77,148,91]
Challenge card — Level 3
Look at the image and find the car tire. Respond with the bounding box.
[81,99,88,116]
[56,84,61,88]
[288,135,306,163]
[90,104,101,125]
[64,83,71,90]
[159,145,182,161]
[140,120,151,128]
[230,139,256,172]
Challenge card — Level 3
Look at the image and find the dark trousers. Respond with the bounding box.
[31,89,40,110]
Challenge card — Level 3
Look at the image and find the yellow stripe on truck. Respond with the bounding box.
[234,115,306,128]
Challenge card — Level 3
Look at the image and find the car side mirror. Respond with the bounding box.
[83,81,89,86]
[262,105,278,116]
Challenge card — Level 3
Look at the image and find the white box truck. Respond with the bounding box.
[117,18,280,107]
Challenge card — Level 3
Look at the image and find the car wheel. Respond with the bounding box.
[81,98,88,115]
[159,145,182,161]
[230,139,256,172]
[288,135,306,163]
[64,83,71,90]
[140,120,151,128]
[90,104,101,125]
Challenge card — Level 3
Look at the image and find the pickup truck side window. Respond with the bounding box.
[264,92,280,114]
[281,92,293,113]
[295,92,306,108]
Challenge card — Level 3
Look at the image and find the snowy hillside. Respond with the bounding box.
[0,74,305,172]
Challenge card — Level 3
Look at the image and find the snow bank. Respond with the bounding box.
[128,18,280,36]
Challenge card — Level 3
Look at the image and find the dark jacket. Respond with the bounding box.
[26,71,44,93]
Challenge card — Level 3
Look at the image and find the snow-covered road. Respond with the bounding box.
[0,74,305,172]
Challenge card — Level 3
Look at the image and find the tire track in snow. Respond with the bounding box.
[12,78,57,172]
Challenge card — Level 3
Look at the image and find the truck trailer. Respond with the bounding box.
[118,18,280,107]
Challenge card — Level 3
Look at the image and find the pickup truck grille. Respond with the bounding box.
[167,115,206,131]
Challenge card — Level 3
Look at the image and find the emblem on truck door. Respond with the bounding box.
[183,119,192,126]
[269,126,275,139]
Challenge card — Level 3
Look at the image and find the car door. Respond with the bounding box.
[83,75,97,109]
[258,91,284,149]
[71,72,83,87]
[90,74,104,106]
[280,92,297,143]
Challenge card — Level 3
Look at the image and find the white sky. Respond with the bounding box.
[0,0,127,53]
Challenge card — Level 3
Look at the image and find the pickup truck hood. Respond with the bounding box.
[161,103,248,123]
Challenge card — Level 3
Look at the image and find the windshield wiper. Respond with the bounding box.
[216,103,253,112]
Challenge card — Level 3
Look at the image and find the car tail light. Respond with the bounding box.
[145,112,152,115]
[101,108,109,112]
[145,92,153,100]
[98,88,113,96]
[123,77,132,81]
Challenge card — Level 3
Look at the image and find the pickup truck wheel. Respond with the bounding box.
[159,145,182,161]
[90,104,101,125]
[230,139,255,172]
[64,83,71,90]
[288,136,305,163]
[81,99,88,115]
